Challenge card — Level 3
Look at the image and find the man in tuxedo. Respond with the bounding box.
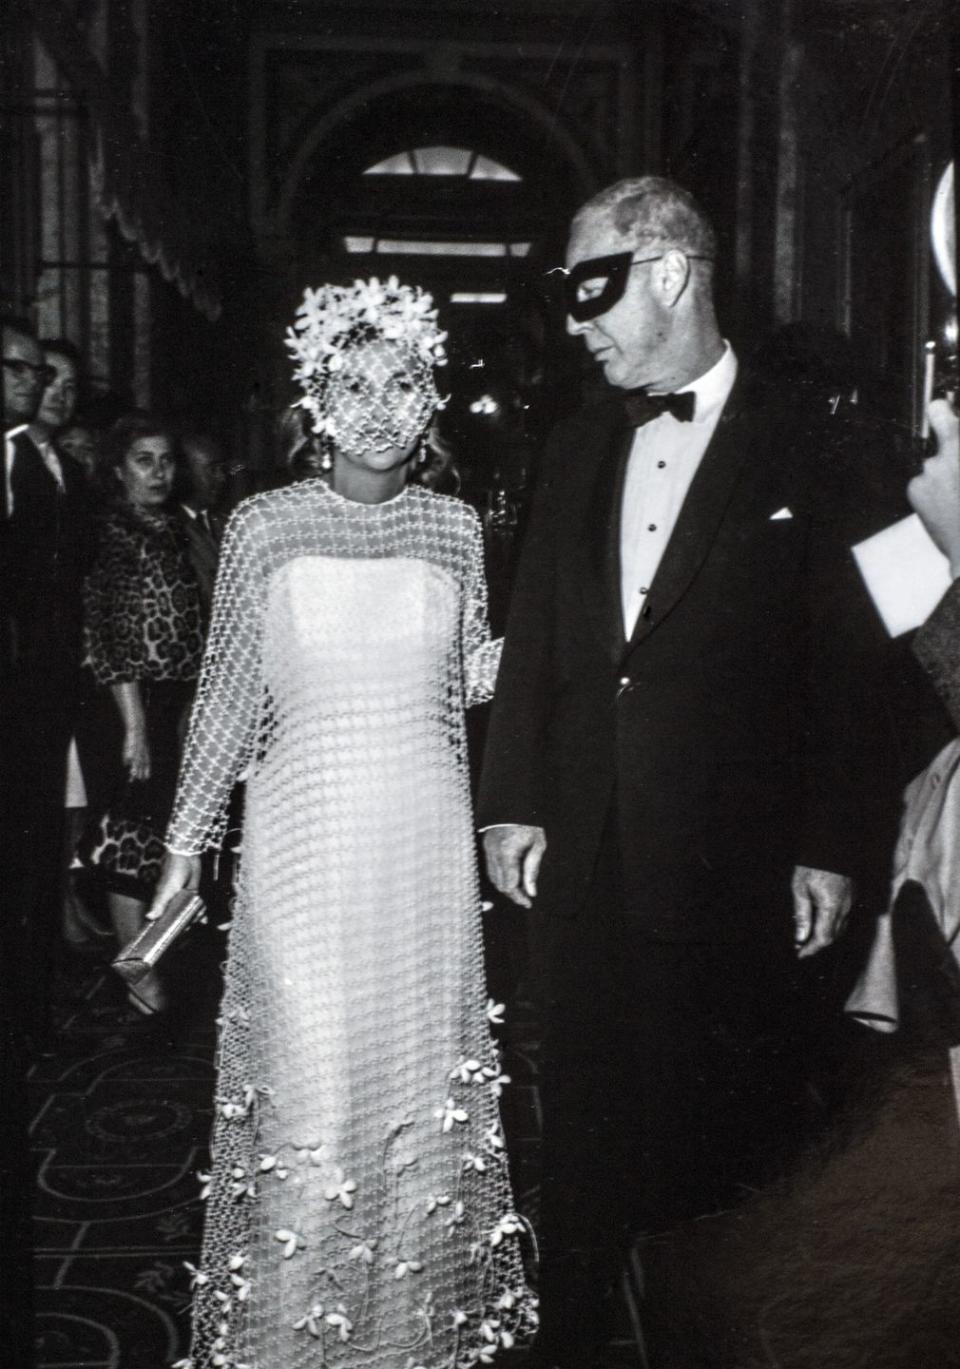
[478,179,877,1366]
[177,430,227,625]
[2,316,92,1042]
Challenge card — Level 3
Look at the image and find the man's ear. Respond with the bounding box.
[657,249,692,307]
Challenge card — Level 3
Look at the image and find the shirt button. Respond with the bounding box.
[657,461,666,469]
[639,586,648,594]
[648,524,657,532]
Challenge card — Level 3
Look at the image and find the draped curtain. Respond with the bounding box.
[28,0,222,322]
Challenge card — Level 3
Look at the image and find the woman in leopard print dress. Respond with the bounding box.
[79,414,203,1014]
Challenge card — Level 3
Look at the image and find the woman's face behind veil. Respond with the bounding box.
[326,337,436,472]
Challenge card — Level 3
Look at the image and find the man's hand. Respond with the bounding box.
[907,397,960,575]
[147,851,202,921]
[791,865,853,958]
[483,825,547,909]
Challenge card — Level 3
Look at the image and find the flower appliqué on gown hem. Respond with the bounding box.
[174,1022,536,1369]
[166,482,535,1367]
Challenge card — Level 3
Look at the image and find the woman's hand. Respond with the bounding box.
[146,851,202,921]
[907,398,960,575]
[112,681,151,779]
[123,724,152,781]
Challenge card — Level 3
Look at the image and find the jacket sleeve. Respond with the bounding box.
[913,580,960,731]
[476,434,562,829]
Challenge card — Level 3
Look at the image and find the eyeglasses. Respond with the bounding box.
[564,249,715,322]
[3,357,58,387]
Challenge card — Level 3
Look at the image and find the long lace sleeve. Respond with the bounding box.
[461,507,502,706]
[166,501,267,854]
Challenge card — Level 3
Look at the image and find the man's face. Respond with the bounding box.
[3,328,46,427]
[36,351,79,432]
[183,442,226,508]
[564,213,670,392]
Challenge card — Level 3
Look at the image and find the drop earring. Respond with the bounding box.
[321,444,333,473]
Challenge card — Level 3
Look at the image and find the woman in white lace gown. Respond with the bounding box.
[152,280,537,1369]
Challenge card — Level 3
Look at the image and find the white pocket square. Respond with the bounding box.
[770,507,793,521]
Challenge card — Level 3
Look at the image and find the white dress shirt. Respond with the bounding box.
[619,343,738,638]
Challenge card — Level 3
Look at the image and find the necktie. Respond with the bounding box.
[622,388,696,428]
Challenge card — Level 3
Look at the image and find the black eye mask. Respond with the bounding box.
[563,250,715,323]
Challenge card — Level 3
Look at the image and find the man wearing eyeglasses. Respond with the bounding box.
[478,178,879,1367]
[2,315,92,1049]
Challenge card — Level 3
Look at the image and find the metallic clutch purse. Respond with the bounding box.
[111,891,207,985]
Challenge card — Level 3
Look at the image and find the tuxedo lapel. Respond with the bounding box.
[624,388,751,656]
[574,407,632,661]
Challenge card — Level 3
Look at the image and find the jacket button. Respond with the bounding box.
[619,675,631,687]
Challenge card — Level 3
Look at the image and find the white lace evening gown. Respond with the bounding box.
[166,480,537,1369]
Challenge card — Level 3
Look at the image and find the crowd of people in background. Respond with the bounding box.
[0,314,239,1044]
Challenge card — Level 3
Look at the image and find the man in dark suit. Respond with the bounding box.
[176,430,227,625]
[478,179,877,1367]
[2,315,92,1042]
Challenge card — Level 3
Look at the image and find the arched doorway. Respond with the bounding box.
[279,78,593,347]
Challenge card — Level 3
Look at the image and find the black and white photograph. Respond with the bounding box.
[2,2,959,1367]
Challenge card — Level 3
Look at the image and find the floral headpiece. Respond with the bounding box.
[286,276,448,437]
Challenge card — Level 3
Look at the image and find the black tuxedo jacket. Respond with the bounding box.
[477,382,881,938]
[1,431,94,812]
[2,430,92,671]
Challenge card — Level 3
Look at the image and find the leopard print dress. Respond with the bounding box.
[79,504,204,897]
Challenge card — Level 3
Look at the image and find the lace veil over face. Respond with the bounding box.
[323,337,439,460]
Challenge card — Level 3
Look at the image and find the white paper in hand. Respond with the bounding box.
[852,514,953,637]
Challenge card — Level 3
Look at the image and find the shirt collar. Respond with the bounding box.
[676,341,737,425]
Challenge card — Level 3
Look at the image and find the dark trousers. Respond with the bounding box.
[532,832,803,1365]
[1,668,76,1046]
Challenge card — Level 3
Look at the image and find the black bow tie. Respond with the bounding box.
[623,388,696,428]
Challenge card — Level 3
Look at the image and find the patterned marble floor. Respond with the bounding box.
[31,932,221,1369]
